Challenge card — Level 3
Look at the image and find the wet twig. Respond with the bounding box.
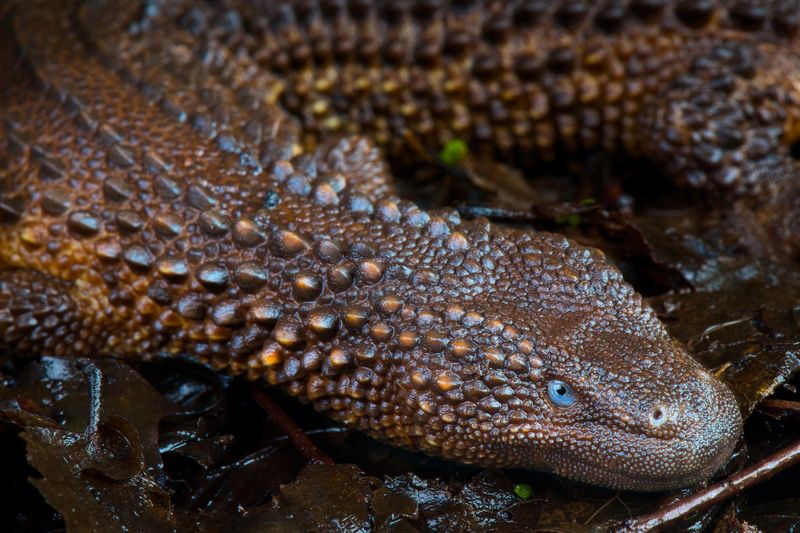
[76,358,103,454]
[457,201,603,224]
[757,398,800,414]
[456,204,540,222]
[251,386,334,466]
[619,438,800,532]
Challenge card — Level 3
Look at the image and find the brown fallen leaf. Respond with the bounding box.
[0,357,179,533]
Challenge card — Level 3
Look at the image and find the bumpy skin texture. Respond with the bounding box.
[10,0,799,491]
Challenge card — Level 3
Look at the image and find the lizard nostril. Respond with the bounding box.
[648,404,669,427]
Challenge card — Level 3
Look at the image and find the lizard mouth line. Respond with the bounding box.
[546,434,739,491]
[532,406,742,491]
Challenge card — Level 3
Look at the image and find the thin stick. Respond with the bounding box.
[251,386,334,466]
[620,439,800,532]
[76,358,103,454]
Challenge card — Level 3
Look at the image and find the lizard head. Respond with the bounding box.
[386,224,742,491]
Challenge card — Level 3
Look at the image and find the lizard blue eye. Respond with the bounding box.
[548,380,577,408]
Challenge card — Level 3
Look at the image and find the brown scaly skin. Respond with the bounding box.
[16,0,800,491]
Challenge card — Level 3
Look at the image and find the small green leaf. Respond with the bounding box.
[554,213,581,227]
[579,197,596,206]
[513,483,532,500]
[440,139,468,165]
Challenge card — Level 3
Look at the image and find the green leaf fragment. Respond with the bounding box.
[440,139,468,165]
[513,483,532,500]
[555,213,581,227]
